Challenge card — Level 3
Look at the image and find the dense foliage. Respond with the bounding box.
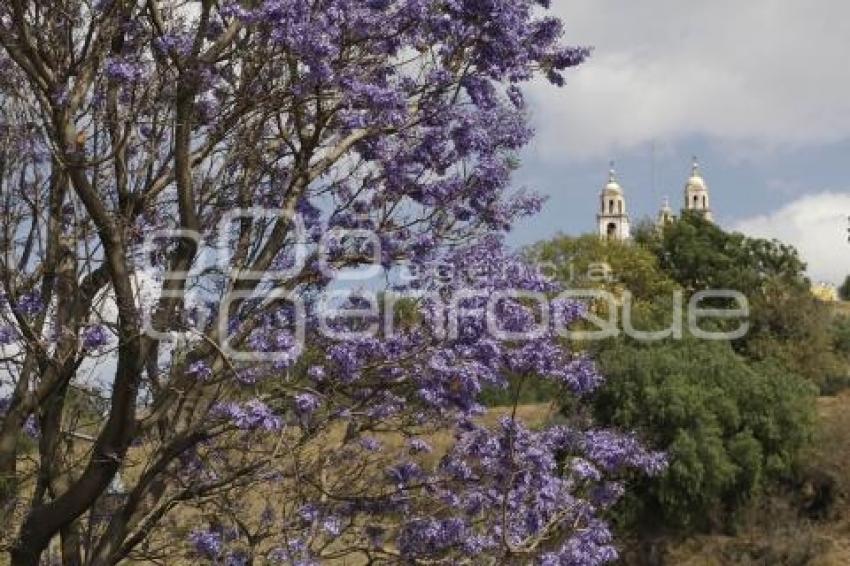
[592,338,815,532]
[639,211,808,296]
[645,212,846,390]
[533,231,819,536]
[530,234,679,302]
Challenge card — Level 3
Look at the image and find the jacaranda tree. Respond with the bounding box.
[0,1,664,564]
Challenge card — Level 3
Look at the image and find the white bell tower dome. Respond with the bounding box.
[597,162,630,240]
[657,196,675,227]
[683,157,713,222]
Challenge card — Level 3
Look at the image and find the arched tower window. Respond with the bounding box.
[703,195,707,208]
[609,199,614,214]
[618,200,623,214]
[606,222,617,238]
[693,195,699,207]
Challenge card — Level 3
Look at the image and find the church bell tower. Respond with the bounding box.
[683,157,713,222]
[597,163,630,240]
[656,196,675,228]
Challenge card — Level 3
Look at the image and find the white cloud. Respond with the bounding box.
[530,0,850,160]
[732,192,850,285]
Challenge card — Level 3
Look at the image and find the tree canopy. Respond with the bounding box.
[0,2,668,565]
[641,211,808,296]
[534,230,819,536]
[529,234,680,303]
[644,212,844,389]
[592,339,815,533]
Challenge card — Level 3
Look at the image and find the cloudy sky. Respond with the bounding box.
[510,0,850,284]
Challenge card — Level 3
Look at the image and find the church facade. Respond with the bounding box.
[597,158,713,240]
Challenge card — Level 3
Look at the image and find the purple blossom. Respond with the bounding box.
[211,400,283,431]
[294,393,320,415]
[581,430,668,475]
[187,360,213,381]
[152,33,193,56]
[81,325,111,350]
[189,529,222,559]
[105,57,144,83]
[307,365,326,382]
[359,437,382,452]
[0,325,16,345]
[15,292,43,317]
[321,516,342,536]
[570,458,602,481]
[0,2,657,563]
[507,85,525,108]
[399,518,467,558]
[541,522,618,566]
[297,503,319,524]
[383,416,666,562]
[386,461,423,486]
[224,551,249,566]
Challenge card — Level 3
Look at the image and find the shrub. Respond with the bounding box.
[590,338,816,533]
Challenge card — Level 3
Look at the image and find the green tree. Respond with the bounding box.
[528,233,679,302]
[839,275,850,301]
[647,211,807,295]
[591,338,815,533]
[532,226,818,535]
[743,281,848,391]
[647,212,844,389]
[527,234,684,345]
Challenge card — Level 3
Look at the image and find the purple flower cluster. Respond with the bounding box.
[0,1,672,563]
[296,237,601,422]
[152,33,193,56]
[390,417,666,563]
[0,325,16,345]
[398,518,467,557]
[386,461,423,487]
[211,400,283,431]
[359,437,382,452]
[81,325,111,350]
[294,393,320,416]
[189,529,222,559]
[187,360,213,381]
[196,0,588,270]
[15,292,44,317]
[104,57,144,83]
[22,416,39,439]
[184,236,656,564]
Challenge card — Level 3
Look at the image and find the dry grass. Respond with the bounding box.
[1,403,559,565]
[12,393,850,565]
[830,301,850,317]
